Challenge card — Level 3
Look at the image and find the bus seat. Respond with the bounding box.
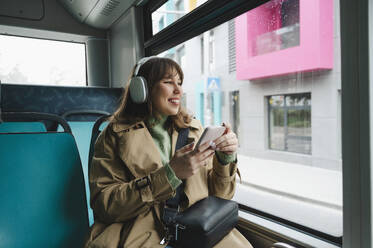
[0,121,46,133]
[60,110,110,226]
[86,115,109,224]
[88,115,110,175]
[0,112,67,133]
[0,116,88,247]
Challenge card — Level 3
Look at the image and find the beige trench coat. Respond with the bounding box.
[84,118,252,248]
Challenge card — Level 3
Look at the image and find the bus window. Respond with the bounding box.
[0,35,86,86]
[151,0,208,34]
[154,0,341,245]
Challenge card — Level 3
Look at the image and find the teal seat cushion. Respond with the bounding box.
[0,132,89,248]
[0,122,46,133]
[68,122,95,226]
[58,121,108,226]
[99,121,108,131]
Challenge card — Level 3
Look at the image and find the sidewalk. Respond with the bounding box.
[236,155,342,207]
[233,155,343,237]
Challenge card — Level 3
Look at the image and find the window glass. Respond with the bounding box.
[152,0,208,34]
[251,0,300,56]
[181,92,187,108]
[156,0,342,238]
[200,36,205,74]
[208,30,215,72]
[229,90,240,139]
[268,93,311,154]
[0,35,86,86]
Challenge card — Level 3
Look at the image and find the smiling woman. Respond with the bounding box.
[85,57,251,247]
[0,0,371,247]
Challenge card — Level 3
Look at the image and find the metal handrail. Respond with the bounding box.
[271,242,297,248]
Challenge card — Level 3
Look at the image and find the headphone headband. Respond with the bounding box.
[134,56,158,76]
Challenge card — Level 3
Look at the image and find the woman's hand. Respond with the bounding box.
[214,123,238,155]
[169,142,214,179]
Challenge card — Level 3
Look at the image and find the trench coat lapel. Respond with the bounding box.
[114,122,163,178]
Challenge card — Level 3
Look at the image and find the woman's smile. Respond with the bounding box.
[168,97,180,105]
[152,71,183,116]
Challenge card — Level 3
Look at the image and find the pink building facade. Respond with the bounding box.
[235,0,334,80]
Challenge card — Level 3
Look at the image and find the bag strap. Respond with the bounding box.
[161,128,189,244]
[165,127,189,209]
[176,127,189,150]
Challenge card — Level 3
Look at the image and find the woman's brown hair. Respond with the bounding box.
[111,57,192,128]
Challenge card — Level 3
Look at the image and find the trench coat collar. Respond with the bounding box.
[112,121,146,133]
[111,120,162,178]
[110,118,200,179]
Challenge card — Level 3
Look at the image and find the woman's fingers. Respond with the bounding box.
[195,149,214,165]
[213,124,238,154]
[222,122,232,134]
[215,131,235,142]
[175,122,238,174]
[194,140,211,153]
[202,149,215,160]
[217,145,237,154]
[176,142,194,155]
[200,151,215,166]
[215,133,237,147]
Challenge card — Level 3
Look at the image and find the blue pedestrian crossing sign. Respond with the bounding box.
[207,77,220,91]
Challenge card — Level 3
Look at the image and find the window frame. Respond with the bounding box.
[141,0,373,246]
[340,0,372,247]
[143,0,270,55]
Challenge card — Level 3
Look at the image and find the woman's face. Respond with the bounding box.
[151,69,183,116]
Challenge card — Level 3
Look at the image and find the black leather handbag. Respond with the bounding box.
[162,128,238,248]
[173,196,238,248]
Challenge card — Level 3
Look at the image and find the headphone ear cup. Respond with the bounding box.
[129,76,148,103]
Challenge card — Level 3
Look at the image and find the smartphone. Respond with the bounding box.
[195,126,226,150]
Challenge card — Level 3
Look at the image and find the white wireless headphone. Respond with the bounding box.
[129,56,157,104]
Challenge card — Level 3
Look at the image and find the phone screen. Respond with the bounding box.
[195,126,226,149]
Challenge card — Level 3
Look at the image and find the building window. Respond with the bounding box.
[206,92,215,126]
[176,45,185,68]
[228,20,236,73]
[208,30,215,72]
[151,0,208,35]
[158,16,165,31]
[199,92,205,126]
[268,93,311,154]
[229,90,240,139]
[253,0,300,56]
[200,36,205,74]
[181,92,187,108]
[175,0,184,19]
[280,0,300,50]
